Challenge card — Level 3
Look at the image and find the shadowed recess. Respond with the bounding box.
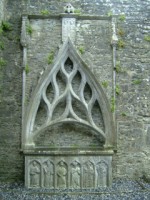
[52,99,66,121]
[91,100,104,131]
[84,82,92,103]
[64,57,74,74]
[72,70,82,96]
[34,99,47,131]
[46,82,54,104]
[56,70,66,95]
[72,98,87,121]
[34,123,104,148]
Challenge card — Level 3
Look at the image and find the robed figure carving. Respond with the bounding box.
[97,162,107,187]
[57,161,67,188]
[70,161,81,188]
[43,160,54,188]
[83,161,95,188]
[30,161,40,187]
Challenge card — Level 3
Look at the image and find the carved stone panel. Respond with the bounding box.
[62,18,76,42]
[25,154,112,189]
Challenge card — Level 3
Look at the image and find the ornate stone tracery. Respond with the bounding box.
[22,38,114,149]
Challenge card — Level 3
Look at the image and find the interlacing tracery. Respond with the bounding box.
[33,57,105,141]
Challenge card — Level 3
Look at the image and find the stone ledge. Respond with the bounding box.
[23,149,114,156]
[24,14,112,20]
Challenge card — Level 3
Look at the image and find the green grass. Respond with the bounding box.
[25,64,30,74]
[26,24,33,35]
[0,41,4,50]
[118,28,125,37]
[41,10,50,15]
[116,61,121,73]
[144,35,150,42]
[102,81,108,88]
[47,51,54,65]
[0,27,3,35]
[74,9,81,14]
[107,11,113,17]
[119,14,126,21]
[78,46,85,54]
[111,97,115,112]
[1,21,12,31]
[0,58,6,68]
[116,85,121,95]
[132,79,142,85]
[118,39,125,48]
[121,112,127,117]
[71,144,79,148]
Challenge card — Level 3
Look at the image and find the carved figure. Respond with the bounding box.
[64,3,74,13]
[97,162,107,187]
[30,161,40,187]
[83,161,95,188]
[71,161,81,188]
[43,160,54,188]
[57,161,67,188]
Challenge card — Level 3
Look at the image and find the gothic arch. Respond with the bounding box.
[22,38,115,149]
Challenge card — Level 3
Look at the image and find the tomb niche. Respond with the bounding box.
[22,6,116,189]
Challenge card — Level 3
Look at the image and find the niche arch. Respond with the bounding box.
[22,38,115,150]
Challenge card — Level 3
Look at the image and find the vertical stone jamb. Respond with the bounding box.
[21,15,28,149]
[111,17,118,125]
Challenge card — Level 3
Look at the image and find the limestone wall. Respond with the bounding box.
[0,0,150,182]
[0,0,5,23]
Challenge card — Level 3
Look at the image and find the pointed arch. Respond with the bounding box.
[22,38,115,149]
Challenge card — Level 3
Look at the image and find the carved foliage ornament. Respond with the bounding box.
[23,39,114,148]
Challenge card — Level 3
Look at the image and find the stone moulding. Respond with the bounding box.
[27,14,112,21]
[22,38,115,150]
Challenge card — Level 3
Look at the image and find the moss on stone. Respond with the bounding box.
[47,51,54,65]
[118,39,125,48]
[26,24,33,35]
[0,58,6,68]
[144,35,150,42]
[102,81,108,88]
[41,10,50,15]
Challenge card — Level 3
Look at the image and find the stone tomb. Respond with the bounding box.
[25,154,112,189]
[21,8,116,189]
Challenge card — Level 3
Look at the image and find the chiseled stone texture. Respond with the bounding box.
[0,0,150,183]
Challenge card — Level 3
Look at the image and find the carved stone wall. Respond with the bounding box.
[21,13,115,188]
[25,155,112,189]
